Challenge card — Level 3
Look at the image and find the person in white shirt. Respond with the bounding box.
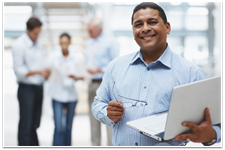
[46,33,83,146]
[11,17,51,146]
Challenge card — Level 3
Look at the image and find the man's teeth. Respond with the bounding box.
[143,36,154,39]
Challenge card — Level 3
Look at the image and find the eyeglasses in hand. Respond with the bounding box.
[112,81,148,108]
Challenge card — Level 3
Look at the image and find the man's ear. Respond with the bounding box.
[166,22,171,34]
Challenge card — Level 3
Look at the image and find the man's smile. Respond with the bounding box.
[141,34,156,40]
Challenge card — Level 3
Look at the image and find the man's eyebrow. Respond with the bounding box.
[133,18,159,25]
[147,18,158,21]
[133,20,142,25]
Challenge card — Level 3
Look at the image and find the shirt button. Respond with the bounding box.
[135,142,138,146]
[144,86,147,89]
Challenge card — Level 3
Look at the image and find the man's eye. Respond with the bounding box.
[135,24,142,27]
[149,22,157,24]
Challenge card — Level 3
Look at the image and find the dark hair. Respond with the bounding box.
[131,2,167,25]
[26,17,42,31]
[60,33,71,42]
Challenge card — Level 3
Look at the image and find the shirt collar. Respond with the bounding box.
[91,31,103,43]
[157,45,172,68]
[58,49,73,61]
[24,33,33,48]
[130,44,172,68]
[24,33,40,48]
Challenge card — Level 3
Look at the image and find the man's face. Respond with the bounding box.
[87,24,101,39]
[27,26,41,43]
[132,8,171,52]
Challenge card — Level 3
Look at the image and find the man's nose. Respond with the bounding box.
[142,23,151,33]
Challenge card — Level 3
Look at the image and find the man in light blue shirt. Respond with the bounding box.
[85,18,120,146]
[91,2,221,146]
[12,17,50,146]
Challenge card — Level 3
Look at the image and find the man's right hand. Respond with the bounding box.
[40,68,51,79]
[107,101,125,122]
[26,68,51,79]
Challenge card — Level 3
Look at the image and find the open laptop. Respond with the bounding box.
[126,76,221,142]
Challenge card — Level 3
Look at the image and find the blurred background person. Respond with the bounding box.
[85,17,120,146]
[46,33,84,146]
[11,17,51,146]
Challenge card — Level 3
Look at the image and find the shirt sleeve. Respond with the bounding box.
[213,124,221,143]
[11,43,29,79]
[91,63,116,126]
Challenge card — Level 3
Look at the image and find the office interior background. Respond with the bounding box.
[3,2,221,146]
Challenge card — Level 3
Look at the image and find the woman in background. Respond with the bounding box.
[47,33,83,146]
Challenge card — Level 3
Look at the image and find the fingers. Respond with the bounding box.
[204,108,212,124]
[107,112,124,119]
[107,101,124,112]
[44,68,51,73]
[174,108,215,143]
[174,133,196,141]
[107,101,125,122]
[182,122,198,132]
[108,100,123,108]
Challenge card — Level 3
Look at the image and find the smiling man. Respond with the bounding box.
[91,2,221,146]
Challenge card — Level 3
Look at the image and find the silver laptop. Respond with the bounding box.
[127,76,221,142]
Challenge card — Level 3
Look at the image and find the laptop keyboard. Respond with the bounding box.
[144,121,166,133]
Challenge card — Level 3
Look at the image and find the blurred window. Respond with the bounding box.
[184,36,208,60]
[4,6,32,31]
[185,7,208,31]
[167,10,183,30]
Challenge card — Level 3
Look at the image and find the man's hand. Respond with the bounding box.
[107,101,125,122]
[173,108,216,143]
[68,75,84,81]
[87,67,101,75]
[40,68,51,80]
[26,68,51,79]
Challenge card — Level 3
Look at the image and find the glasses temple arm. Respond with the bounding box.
[112,82,118,101]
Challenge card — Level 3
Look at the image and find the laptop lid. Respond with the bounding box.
[163,76,221,140]
[126,76,221,141]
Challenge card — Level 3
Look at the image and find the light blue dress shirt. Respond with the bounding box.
[85,32,120,79]
[91,45,221,146]
[12,33,45,85]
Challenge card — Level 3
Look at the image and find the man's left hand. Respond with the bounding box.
[173,108,216,143]
[87,67,101,75]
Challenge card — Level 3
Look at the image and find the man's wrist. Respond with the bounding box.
[98,68,102,73]
[203,138,217,146]
[203,129,217,146]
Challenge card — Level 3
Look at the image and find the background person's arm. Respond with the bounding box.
[12,44,29,79]
[99,36,120,74]
[26,69,51,79]
[91,61,123,126]
[12,43,51,80]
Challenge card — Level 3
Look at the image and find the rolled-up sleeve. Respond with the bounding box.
[213,124,221,143]
[91,63,115,126]
[12,44,29,78]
